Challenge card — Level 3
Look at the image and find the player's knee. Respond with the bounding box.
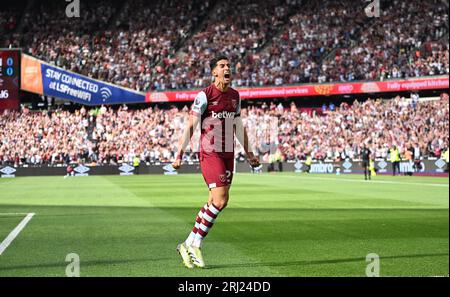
[212,194,229,210]
[214,198,228,210]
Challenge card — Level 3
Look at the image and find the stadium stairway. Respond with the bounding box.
[172,0,219,61]
[139,0,219,73]
[171,0,303,72]
[320,0,395,65]
[256,0,304,53]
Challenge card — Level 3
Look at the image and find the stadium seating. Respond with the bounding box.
[4,0,448,91]
[1,0,448,166]
[1,96,448,165]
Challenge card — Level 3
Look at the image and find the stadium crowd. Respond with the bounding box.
[11,0,212,91]
[4,0,448,91]
[230,0,368,86]
[0,96,448,166]
[1,0,449,167]
[244,95,449,162]
[319,0,449,83]
[157,0,302,89]
[233,0,449,86]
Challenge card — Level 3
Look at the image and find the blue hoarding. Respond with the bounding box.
[41,63,145,105]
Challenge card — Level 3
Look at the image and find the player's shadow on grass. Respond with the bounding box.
[0,257,171,272]
[207,252,448,269]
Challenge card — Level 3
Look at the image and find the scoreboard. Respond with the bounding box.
[0,49,21,110]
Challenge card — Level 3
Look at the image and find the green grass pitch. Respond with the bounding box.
[0,173,448,276]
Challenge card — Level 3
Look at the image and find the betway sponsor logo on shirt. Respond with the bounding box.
[211,111,235,119]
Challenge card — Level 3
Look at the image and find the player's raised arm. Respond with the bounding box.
[172,92,207,169]
[234,115,260,168]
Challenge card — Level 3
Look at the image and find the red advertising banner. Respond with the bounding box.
[145,76,449,103]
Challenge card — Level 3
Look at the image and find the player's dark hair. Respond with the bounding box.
[210,55,229,70]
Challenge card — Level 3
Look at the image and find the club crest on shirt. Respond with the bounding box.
[232,100,237,109]
[219,174,227,183]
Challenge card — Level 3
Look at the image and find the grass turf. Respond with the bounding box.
[0,173,447,276]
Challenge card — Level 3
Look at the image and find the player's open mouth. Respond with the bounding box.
[224,74,230,79]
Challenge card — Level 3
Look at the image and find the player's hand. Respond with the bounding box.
[172,159,182,170]
[248,155,260,168]
[172,152,183,170]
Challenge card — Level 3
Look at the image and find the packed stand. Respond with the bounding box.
[232,0,368,86]
[0,107,96,166]
[157,0,302,90]
[4,0,448,91]
[1,96,448,166]
[243,95,449,163]
[12,0,212,91]
[320,0,449,82]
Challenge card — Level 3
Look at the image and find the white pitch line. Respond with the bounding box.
[0,213,35,255]
[285,175,449,188]
[0,213,30,216]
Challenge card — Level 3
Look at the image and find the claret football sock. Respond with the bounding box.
[192,203,221,248]
[185,203,208,246]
